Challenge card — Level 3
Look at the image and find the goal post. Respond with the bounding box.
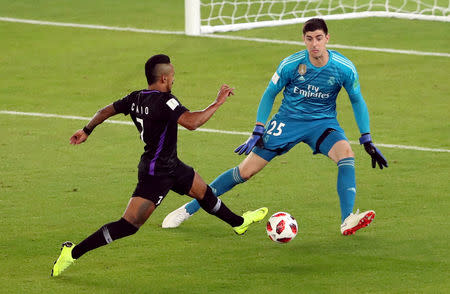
[185,0,450,35]
[185,0,201,36]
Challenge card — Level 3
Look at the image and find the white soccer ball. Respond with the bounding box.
[266,212,298,243]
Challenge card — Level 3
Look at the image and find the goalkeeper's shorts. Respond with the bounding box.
[253,116,348,161]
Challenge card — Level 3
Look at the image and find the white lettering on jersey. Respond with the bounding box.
[293,85,330,99]
[166,98,179,110]
[131,103,149,115]
[271,72,280,85]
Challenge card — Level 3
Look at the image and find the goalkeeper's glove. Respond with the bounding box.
[359,133,388,169]
[234,124,265,155]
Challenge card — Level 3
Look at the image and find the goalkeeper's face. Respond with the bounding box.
[303,30,329,59]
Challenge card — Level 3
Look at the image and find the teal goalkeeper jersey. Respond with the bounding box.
[256,49,370,134]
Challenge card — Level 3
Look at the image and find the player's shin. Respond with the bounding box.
[337,157,356,223]
[185,166,247,215]
[71,218,139,259]
[197,185,244,227]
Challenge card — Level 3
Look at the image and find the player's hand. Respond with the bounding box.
[70,129,88,145]
[359,133,388,169]
[234,124,265,155]
[215,84,235,106]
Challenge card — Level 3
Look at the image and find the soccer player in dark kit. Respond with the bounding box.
[51,54,268,277]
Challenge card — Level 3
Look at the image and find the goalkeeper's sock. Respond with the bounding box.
[197,185,243,227]
[71,218,138,259]
[337,157,356,223]
[185,166,246,215]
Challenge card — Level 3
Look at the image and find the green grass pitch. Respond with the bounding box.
[0,1,449,293]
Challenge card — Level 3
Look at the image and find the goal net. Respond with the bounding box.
[185,0,450,35]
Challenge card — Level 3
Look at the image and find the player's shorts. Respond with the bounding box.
[253,115,348,162]
[132,160,195,207]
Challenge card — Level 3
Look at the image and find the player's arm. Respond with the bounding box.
[177,84,234,130]
[346,78,388,169]
[69,104,117,145]
[235,70,284,155]
[348,91,370,135]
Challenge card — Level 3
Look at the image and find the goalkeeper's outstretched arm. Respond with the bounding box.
[255,83,279,126]
[348,92,388,169]
[235,83,279,155]
[348,92,370,135]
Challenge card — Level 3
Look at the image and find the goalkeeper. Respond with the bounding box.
[162,18,388,235]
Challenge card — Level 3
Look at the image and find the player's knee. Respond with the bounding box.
[123,214,146,228]
[187,172,208,199]
[335,150,354,162]
[329,140,354,162]
[238,164,259,180]
[238,152,267,180]
[341,146,354,158]
[347,148,354,158]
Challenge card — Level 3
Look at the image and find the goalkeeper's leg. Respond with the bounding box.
[187,166,246,214]
[162,152,268,228]
[329,140,375,235]
[188,172,268,235]
[328,140,356,222]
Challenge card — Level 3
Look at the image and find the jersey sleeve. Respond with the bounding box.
[255,60,289,125]
[157,94,188,122]
[112,91,136,115]
[342,65,370,134]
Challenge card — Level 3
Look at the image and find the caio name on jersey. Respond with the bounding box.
[131,103,149,115]
[293,84,330,99]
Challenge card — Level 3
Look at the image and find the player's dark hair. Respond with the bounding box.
[302,18,328,35]
[145,54,171,85]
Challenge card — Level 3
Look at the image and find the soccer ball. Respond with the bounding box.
[266,212,298,243]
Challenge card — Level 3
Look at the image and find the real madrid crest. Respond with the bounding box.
[298,64,307,81]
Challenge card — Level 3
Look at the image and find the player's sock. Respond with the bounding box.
[337,157,356,223]
[185,166,246,215]
[197,185,244,227]
[71,218,138,259]
[210,166,247,196]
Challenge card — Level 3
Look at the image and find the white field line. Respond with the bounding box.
[1,110,449,153]
[1,17,449,58]
[0,17,185,35]
[203,34,450,58]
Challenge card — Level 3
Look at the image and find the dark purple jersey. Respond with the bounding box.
[113,90,188,176]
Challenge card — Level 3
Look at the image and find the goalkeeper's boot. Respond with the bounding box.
[233,207,269,235]
[341,209,376,236]
[51,241,76,277]
[162,203,192,228]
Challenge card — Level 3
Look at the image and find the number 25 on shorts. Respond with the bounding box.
[266,121,285,136]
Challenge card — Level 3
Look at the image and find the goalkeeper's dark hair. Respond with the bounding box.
[303,18,328,35]
[145,54,171,85]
